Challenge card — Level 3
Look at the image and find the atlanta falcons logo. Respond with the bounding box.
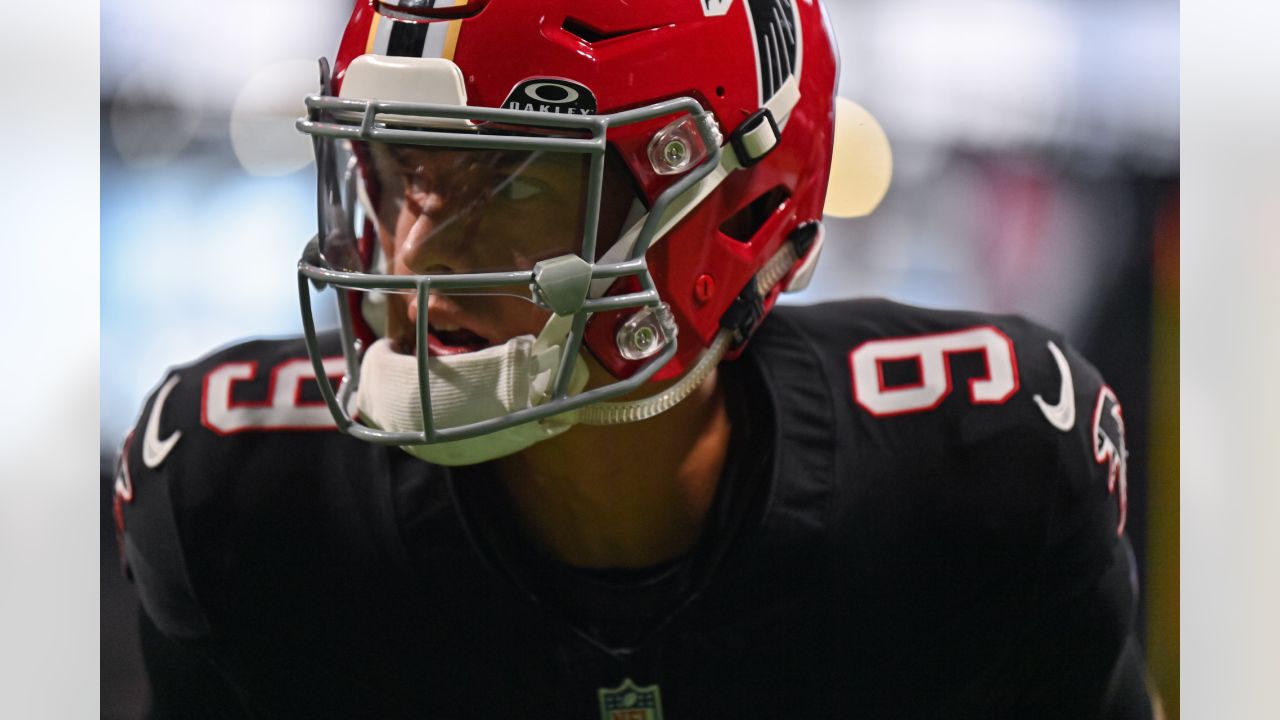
[1091,385,1129,536]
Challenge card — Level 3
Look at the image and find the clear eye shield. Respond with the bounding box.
[295,56,724,450]
[333,142,621,281]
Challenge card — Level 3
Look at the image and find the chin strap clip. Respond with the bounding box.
[729,108,781,168]
[720,278,766,349]
[719,221,825,347]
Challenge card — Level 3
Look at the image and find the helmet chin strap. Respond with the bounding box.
[576,330,731,426]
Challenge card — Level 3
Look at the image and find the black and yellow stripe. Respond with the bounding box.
[366,1,464,60]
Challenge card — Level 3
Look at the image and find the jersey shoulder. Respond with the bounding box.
[121,331,347,490]
[776,296,1056,367]
[771,298,1102,433]
[113,332,355,639]
[767,298,1129,540]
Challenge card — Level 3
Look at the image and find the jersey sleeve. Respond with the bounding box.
[138,607,253,719]
[114,332,349,644]
[115,365,213,642]
[115,332,407,717]
[989,330,1151,716]
[1031,334,1131,592]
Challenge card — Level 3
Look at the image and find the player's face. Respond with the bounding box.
[368,143,633,356]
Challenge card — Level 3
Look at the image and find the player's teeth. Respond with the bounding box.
[431,323,460,332]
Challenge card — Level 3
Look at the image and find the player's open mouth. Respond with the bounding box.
[426,325,493,356]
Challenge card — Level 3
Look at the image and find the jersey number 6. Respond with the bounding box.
[849,326,1020,416]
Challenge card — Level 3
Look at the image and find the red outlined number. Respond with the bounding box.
[202,357,346,434]
[849,326,1020,416]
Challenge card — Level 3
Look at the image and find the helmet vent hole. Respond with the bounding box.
[718,186,791,243]
[715,86,726,98]
[561,17,657,45]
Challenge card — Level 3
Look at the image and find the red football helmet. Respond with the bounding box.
[296,0,842,459]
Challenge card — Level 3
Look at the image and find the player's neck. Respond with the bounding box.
[493,368,731,569]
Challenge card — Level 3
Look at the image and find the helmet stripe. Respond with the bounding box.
[365,13,382,54]
[441,19,461,60]
[387,20,429,57]
[366,16,460,60]
[370,13,394,55]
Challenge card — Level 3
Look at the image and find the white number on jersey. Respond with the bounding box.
[202,357,346,434]
[849,326,1020,416]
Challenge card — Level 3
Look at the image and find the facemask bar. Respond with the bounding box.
[309,60,365,274]
[296,91,723,446]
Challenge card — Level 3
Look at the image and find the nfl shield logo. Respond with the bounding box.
[598,678,664,720]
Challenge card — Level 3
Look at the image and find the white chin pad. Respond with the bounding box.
[354,317,589,465]
[359,336,550,430]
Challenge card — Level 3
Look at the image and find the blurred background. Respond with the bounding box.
[100,0,1179,717]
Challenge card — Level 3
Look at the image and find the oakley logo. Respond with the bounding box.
[525,82,580,104]
[502,78,597,115]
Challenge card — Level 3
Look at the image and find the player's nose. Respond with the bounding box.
[397,197,489,275]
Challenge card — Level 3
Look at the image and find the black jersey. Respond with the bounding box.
[115,299,1152,719]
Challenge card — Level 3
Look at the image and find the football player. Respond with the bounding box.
[115,0,1156,717]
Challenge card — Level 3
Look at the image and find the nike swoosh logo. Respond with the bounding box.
[142,375,183,469]
[1034,341,1076,432]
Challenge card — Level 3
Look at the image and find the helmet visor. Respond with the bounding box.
[312,134,645,357]
[317,136,637,295]
[369,141,590,274]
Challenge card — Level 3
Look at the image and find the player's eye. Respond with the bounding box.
[495,176,548,202]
